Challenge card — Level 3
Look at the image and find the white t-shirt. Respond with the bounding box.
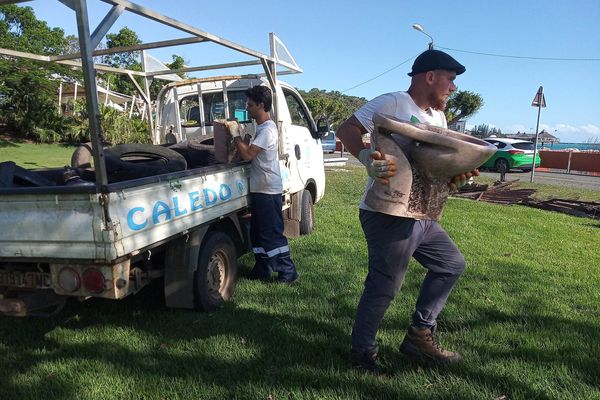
[354,91,448,211]
[249,120,283,194]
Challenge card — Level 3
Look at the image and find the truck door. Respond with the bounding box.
[281,88,324,193]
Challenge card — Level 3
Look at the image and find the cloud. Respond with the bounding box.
[504,124,528,133]
[547,124,600,143]
[465,121,600,143]
[495,123,600,143]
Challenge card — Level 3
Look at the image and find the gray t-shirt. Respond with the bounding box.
[249,120,283,194]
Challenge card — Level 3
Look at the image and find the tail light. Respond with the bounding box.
[82,269,106,293]
[508,149,524,154]
[58,267,81,292]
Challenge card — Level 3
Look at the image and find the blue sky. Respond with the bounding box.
[25,0,600,143]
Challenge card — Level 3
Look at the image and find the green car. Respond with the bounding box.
[480,138,541,172]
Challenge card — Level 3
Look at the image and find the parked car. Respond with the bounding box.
[321,130,337,153]
[480,137,541,172]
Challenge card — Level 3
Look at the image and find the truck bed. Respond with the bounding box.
[0,163,250,263]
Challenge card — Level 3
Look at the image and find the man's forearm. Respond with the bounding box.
[233,137,252,161]
[335,116,368,158]
[233,137,263,161]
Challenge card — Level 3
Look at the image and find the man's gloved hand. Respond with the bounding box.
[358,148,397,184]
[224,120,242,138]
[448,169,480,191]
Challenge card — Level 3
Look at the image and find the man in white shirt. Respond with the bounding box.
[336,49,476,373]
[229,86,298,283]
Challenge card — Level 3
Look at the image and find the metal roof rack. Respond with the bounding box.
[0,0,302,191]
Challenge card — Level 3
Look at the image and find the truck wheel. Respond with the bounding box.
[299,189,314,235]
[194,231,237,311]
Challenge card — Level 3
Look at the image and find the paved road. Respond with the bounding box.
[323,151,600,192]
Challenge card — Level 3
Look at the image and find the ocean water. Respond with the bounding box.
[539,142,600,151]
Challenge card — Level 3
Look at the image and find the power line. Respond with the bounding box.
[437,46,600,61]
[341,53,419,94]
[342,46,600,95]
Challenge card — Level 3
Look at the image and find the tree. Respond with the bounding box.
[166,54,187,75]
[102,27,142,96]
[0,5,73,137]
[298,88,367,129]
[470,124,502,139]
[102,28,188,102]
[149,54,189,99]
[104,27,141,68]
[444,90,484,126]
[64,33,106,64]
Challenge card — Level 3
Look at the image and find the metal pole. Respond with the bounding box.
[530,88,543,183]
[129,94,136,118]
[58,80,63,113]
[140,50,155,139]
[73,0,108,190]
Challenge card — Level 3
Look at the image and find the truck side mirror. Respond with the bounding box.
[316,117,330,138]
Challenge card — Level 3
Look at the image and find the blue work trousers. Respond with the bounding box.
[250,192,297,280]
[351,209,466,353]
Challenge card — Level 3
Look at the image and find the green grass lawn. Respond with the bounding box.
[0,139,76,169]
[1,148,600,399]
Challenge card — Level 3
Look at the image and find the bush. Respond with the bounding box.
[61,100,150,145]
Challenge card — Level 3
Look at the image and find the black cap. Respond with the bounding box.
[408,49,466,77]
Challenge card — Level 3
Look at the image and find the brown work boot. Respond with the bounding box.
[399,325,462,364]
[350,348,383,374]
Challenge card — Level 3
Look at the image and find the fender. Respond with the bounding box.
[163,212,246,309]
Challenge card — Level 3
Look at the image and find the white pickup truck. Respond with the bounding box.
[0,0,327,316]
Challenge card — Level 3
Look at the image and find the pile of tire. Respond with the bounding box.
[165,136,216,168]
[71,143,188,183]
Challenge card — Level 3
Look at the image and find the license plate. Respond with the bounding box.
[0,270,52,289]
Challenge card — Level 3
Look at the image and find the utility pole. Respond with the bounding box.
[530,86,546,183]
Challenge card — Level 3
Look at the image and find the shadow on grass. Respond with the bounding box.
[0,279,413,399]
[0,137,77,149]
[294,241,600,399]
[2,250,598,399]
[457,307,600,398]
[0,138,20,148]
[453,258,600,398]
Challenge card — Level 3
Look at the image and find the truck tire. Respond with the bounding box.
[104,144,187,181]
[299,189,314,235]
[187,137,216,167]
[194,231,237,311]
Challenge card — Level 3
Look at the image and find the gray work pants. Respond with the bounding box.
[351,209,466,353]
